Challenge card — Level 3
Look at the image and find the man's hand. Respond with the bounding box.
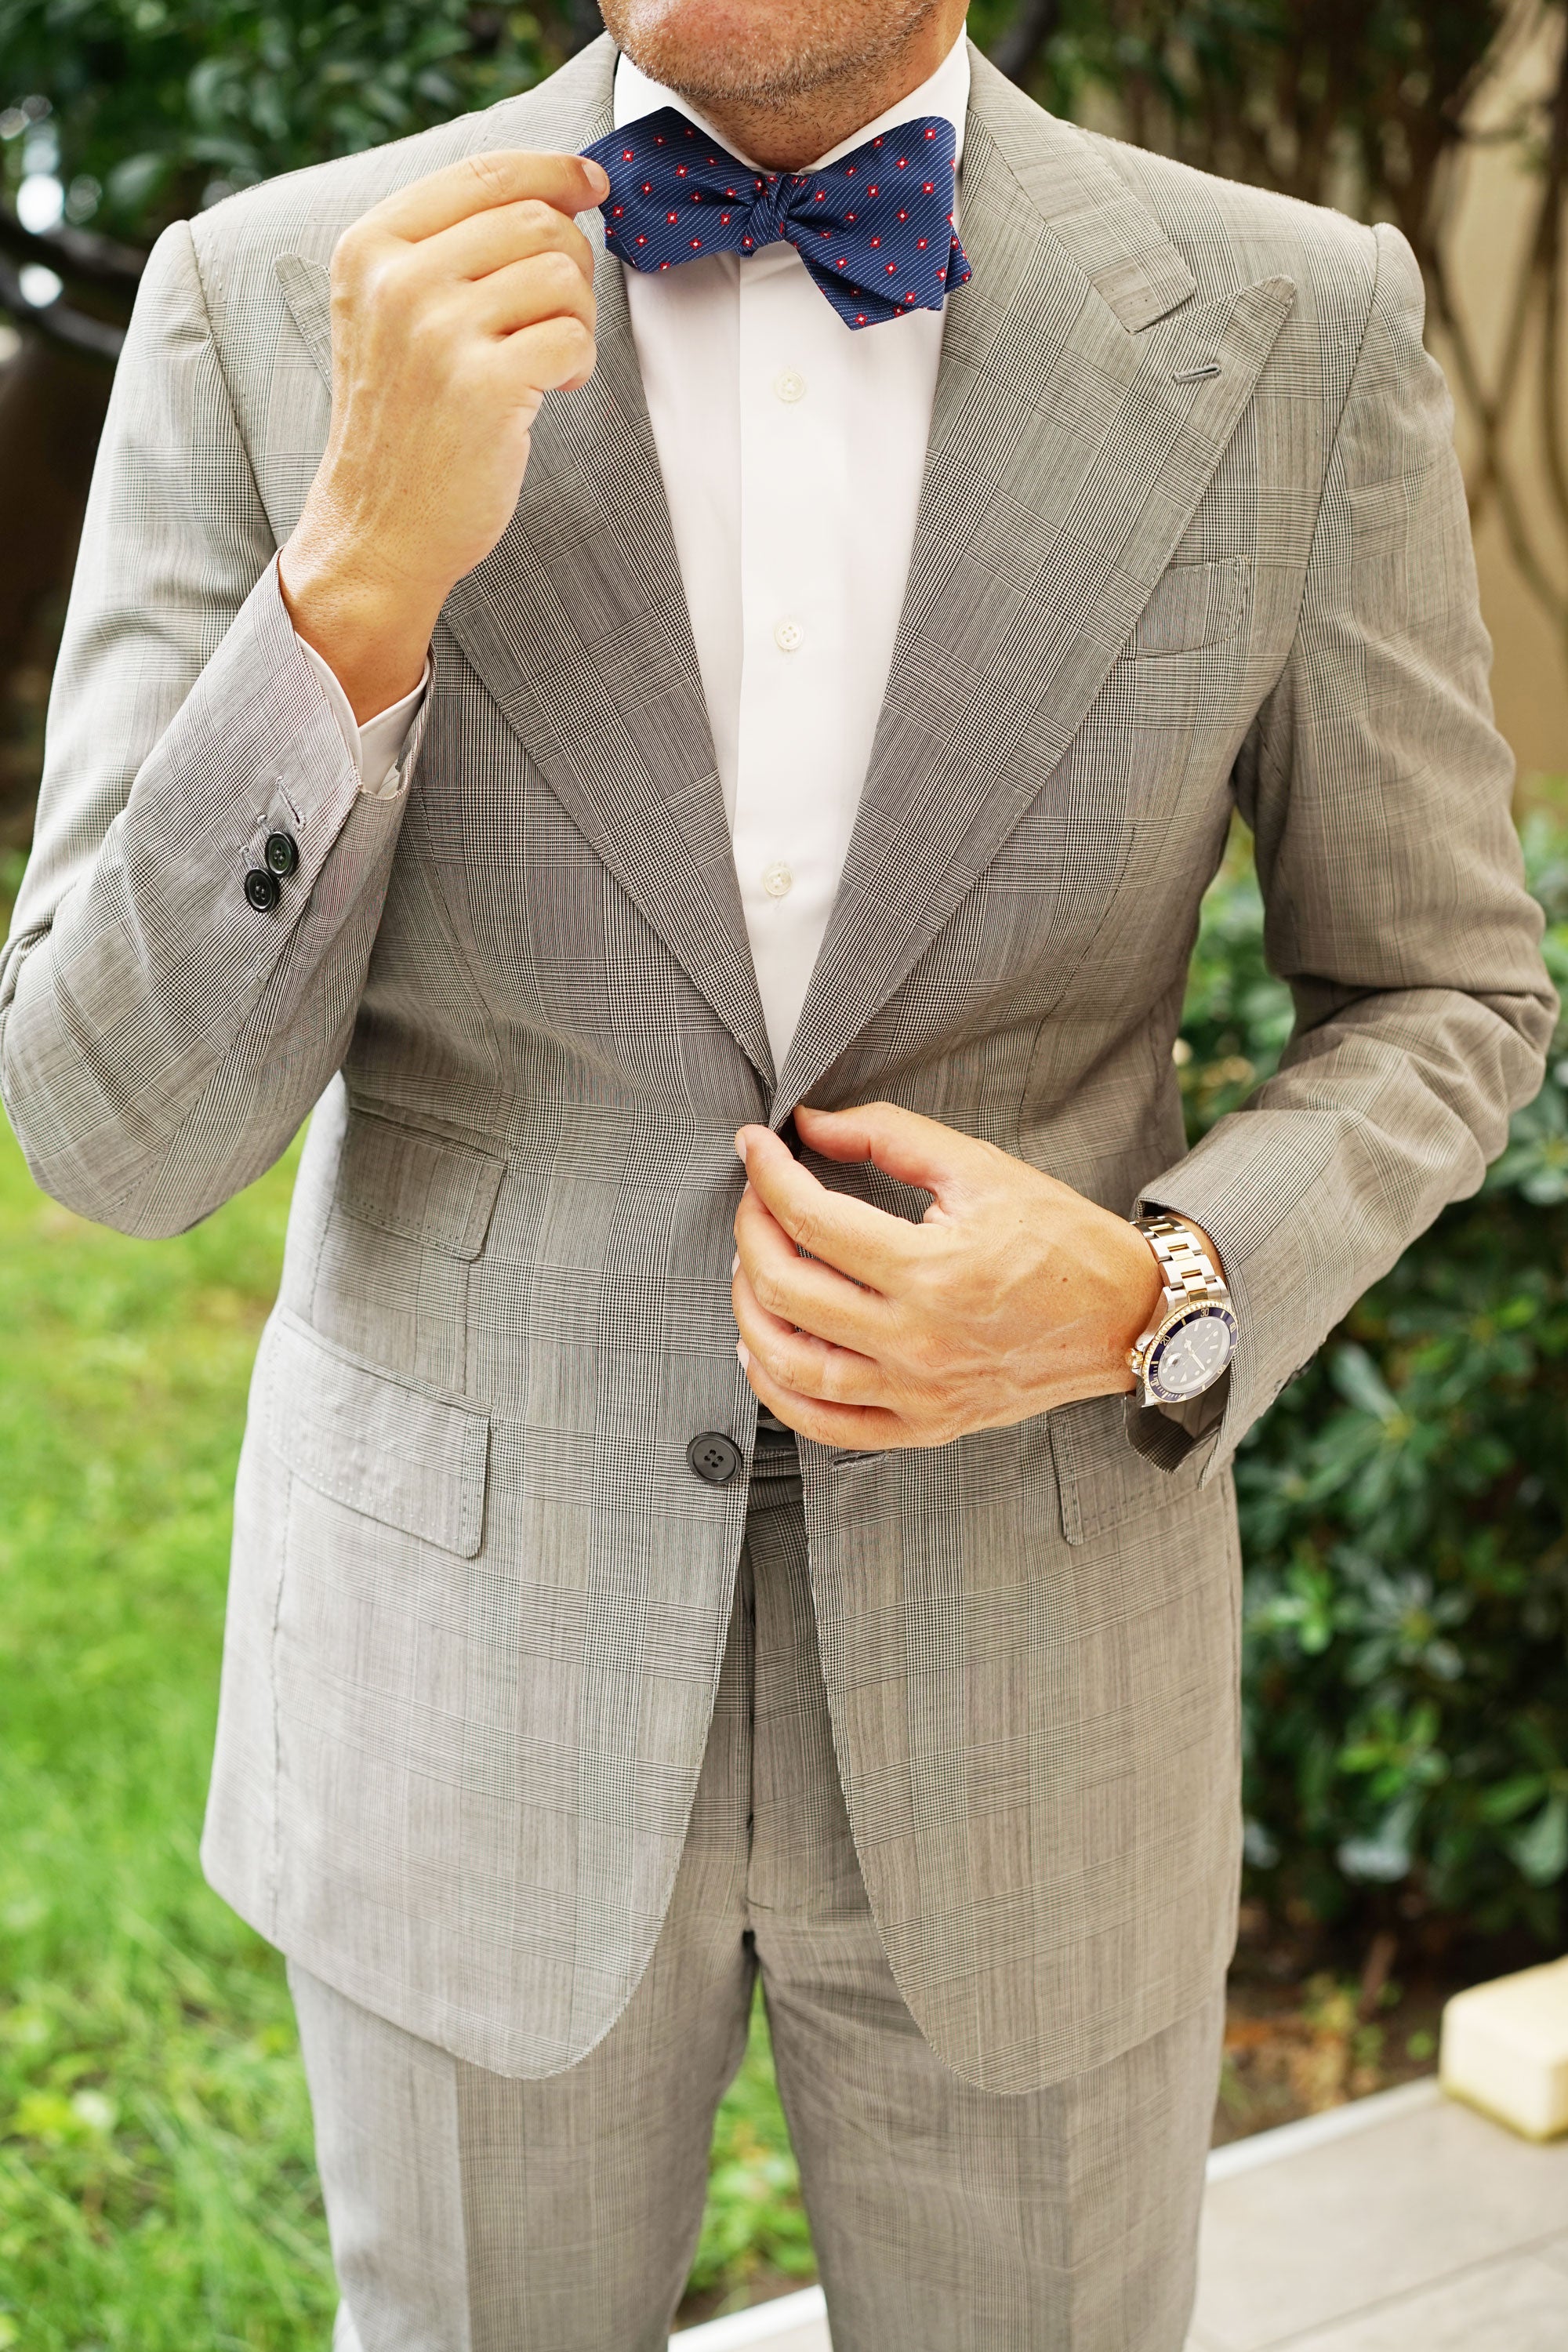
[279,148,609,720]
[731,1102,1173,1450]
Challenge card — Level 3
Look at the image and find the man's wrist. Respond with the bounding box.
[1102,1210,1167,1395]
[278,510,443,725]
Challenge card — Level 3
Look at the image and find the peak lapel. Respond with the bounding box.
[771,52,1295,1123]
[278,36,773,1086]
[452,45,771,1082]
[441,241,774,1083]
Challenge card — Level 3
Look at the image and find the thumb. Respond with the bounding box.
[793,1101,986,1212]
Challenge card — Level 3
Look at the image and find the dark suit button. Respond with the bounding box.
[244,868,281,913]
[264,830,299,877]
[687,1432,742,1486]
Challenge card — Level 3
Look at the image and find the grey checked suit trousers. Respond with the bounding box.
[292,1446,1225,2352]
[0,26,1553,2316]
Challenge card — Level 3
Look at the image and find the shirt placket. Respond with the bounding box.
[731,242,855,1070]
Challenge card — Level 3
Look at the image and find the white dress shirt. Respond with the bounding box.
[300,637,426,802]
[310,31,971,1069]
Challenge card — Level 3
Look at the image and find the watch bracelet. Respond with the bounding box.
[1132,1212,1226,1306]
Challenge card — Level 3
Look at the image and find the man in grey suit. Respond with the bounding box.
[0,0,1555,2341]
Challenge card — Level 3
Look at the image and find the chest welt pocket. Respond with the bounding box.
[1126,555,1251,659]
[261,1312,490,1558]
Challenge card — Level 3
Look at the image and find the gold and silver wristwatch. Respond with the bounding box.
[1127,1214,1238,1408]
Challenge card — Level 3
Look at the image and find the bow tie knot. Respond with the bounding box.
[583,107,971,330]
[747,171,793,247]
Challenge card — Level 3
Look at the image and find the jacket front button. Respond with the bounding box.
[264,829,299,877]
[244,868,281,913]
[687,1432,742,1486]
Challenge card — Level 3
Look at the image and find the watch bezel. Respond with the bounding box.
[1143,1301,1239,1404]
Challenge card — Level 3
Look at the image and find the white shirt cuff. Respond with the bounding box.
[297,634,428,799]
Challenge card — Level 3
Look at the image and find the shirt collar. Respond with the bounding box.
[611,25,970,173]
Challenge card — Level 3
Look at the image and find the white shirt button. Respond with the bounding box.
[761,860,794,900]
[773,617,804,653]
[773,368,807,403]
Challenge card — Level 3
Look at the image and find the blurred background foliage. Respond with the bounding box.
[0,0,572,239]
[0,0,1528,245]
[0,0,1523,236]
[2,0,1568,2338]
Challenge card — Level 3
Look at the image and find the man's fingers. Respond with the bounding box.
[731,1268,886,1408]
[425,197,596,289]
[733,1186,884,1349]
[736,1341,906,1453]
[490,312,599,395]
[793,1100,989,1214]
[735,1127,917,1285]
[468,250,597,341]
[368,148,608,246]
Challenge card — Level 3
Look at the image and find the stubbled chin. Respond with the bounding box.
[608,0,764,69]
[604,0,845,105]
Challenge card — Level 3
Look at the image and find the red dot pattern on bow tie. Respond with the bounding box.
[583,106,971,329]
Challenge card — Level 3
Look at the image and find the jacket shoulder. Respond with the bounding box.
[967,49,1387,358]
[1075,126,1383,324]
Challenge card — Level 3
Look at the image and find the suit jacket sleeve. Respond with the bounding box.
[0,218,423,1238]
[1135,220,1557,1475]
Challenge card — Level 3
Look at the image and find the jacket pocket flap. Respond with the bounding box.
[263,1316,489,1556]
[336,1109,505,1259]
[1047,1392,1205,1544]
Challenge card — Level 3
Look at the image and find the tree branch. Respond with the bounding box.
[0,258,127,364]
[1428,249,1568,625]
[1532,11,1568,537]
[0,208,144,300]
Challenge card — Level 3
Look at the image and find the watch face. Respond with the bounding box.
[1148,1305,1238,1403]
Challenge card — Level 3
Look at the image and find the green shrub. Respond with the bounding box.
[1182,811,1568,1942]
[0,0,558,241]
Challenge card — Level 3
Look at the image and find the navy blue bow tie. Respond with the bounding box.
[583,105,971,330]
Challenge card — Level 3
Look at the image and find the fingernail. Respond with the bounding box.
[735,1134,749,1164]
[736,1341,750,1369]
[583,158,610,198]
[731,1253,739,1276]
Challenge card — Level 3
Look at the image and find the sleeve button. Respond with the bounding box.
[244,868,281,913]
[263,830,299,877]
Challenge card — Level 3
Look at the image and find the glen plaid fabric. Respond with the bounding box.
[0,36,1552,2091]
[583,104,971,328]
[294,1465,1223,2352]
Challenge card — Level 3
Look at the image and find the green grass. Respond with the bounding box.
[0,1109,808,2345]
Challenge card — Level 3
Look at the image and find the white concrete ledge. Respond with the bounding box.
[1203,2073,1443,2180]
[674,2286,829,2348]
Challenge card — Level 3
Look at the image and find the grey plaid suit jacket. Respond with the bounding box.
[1,35,1554,2092]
